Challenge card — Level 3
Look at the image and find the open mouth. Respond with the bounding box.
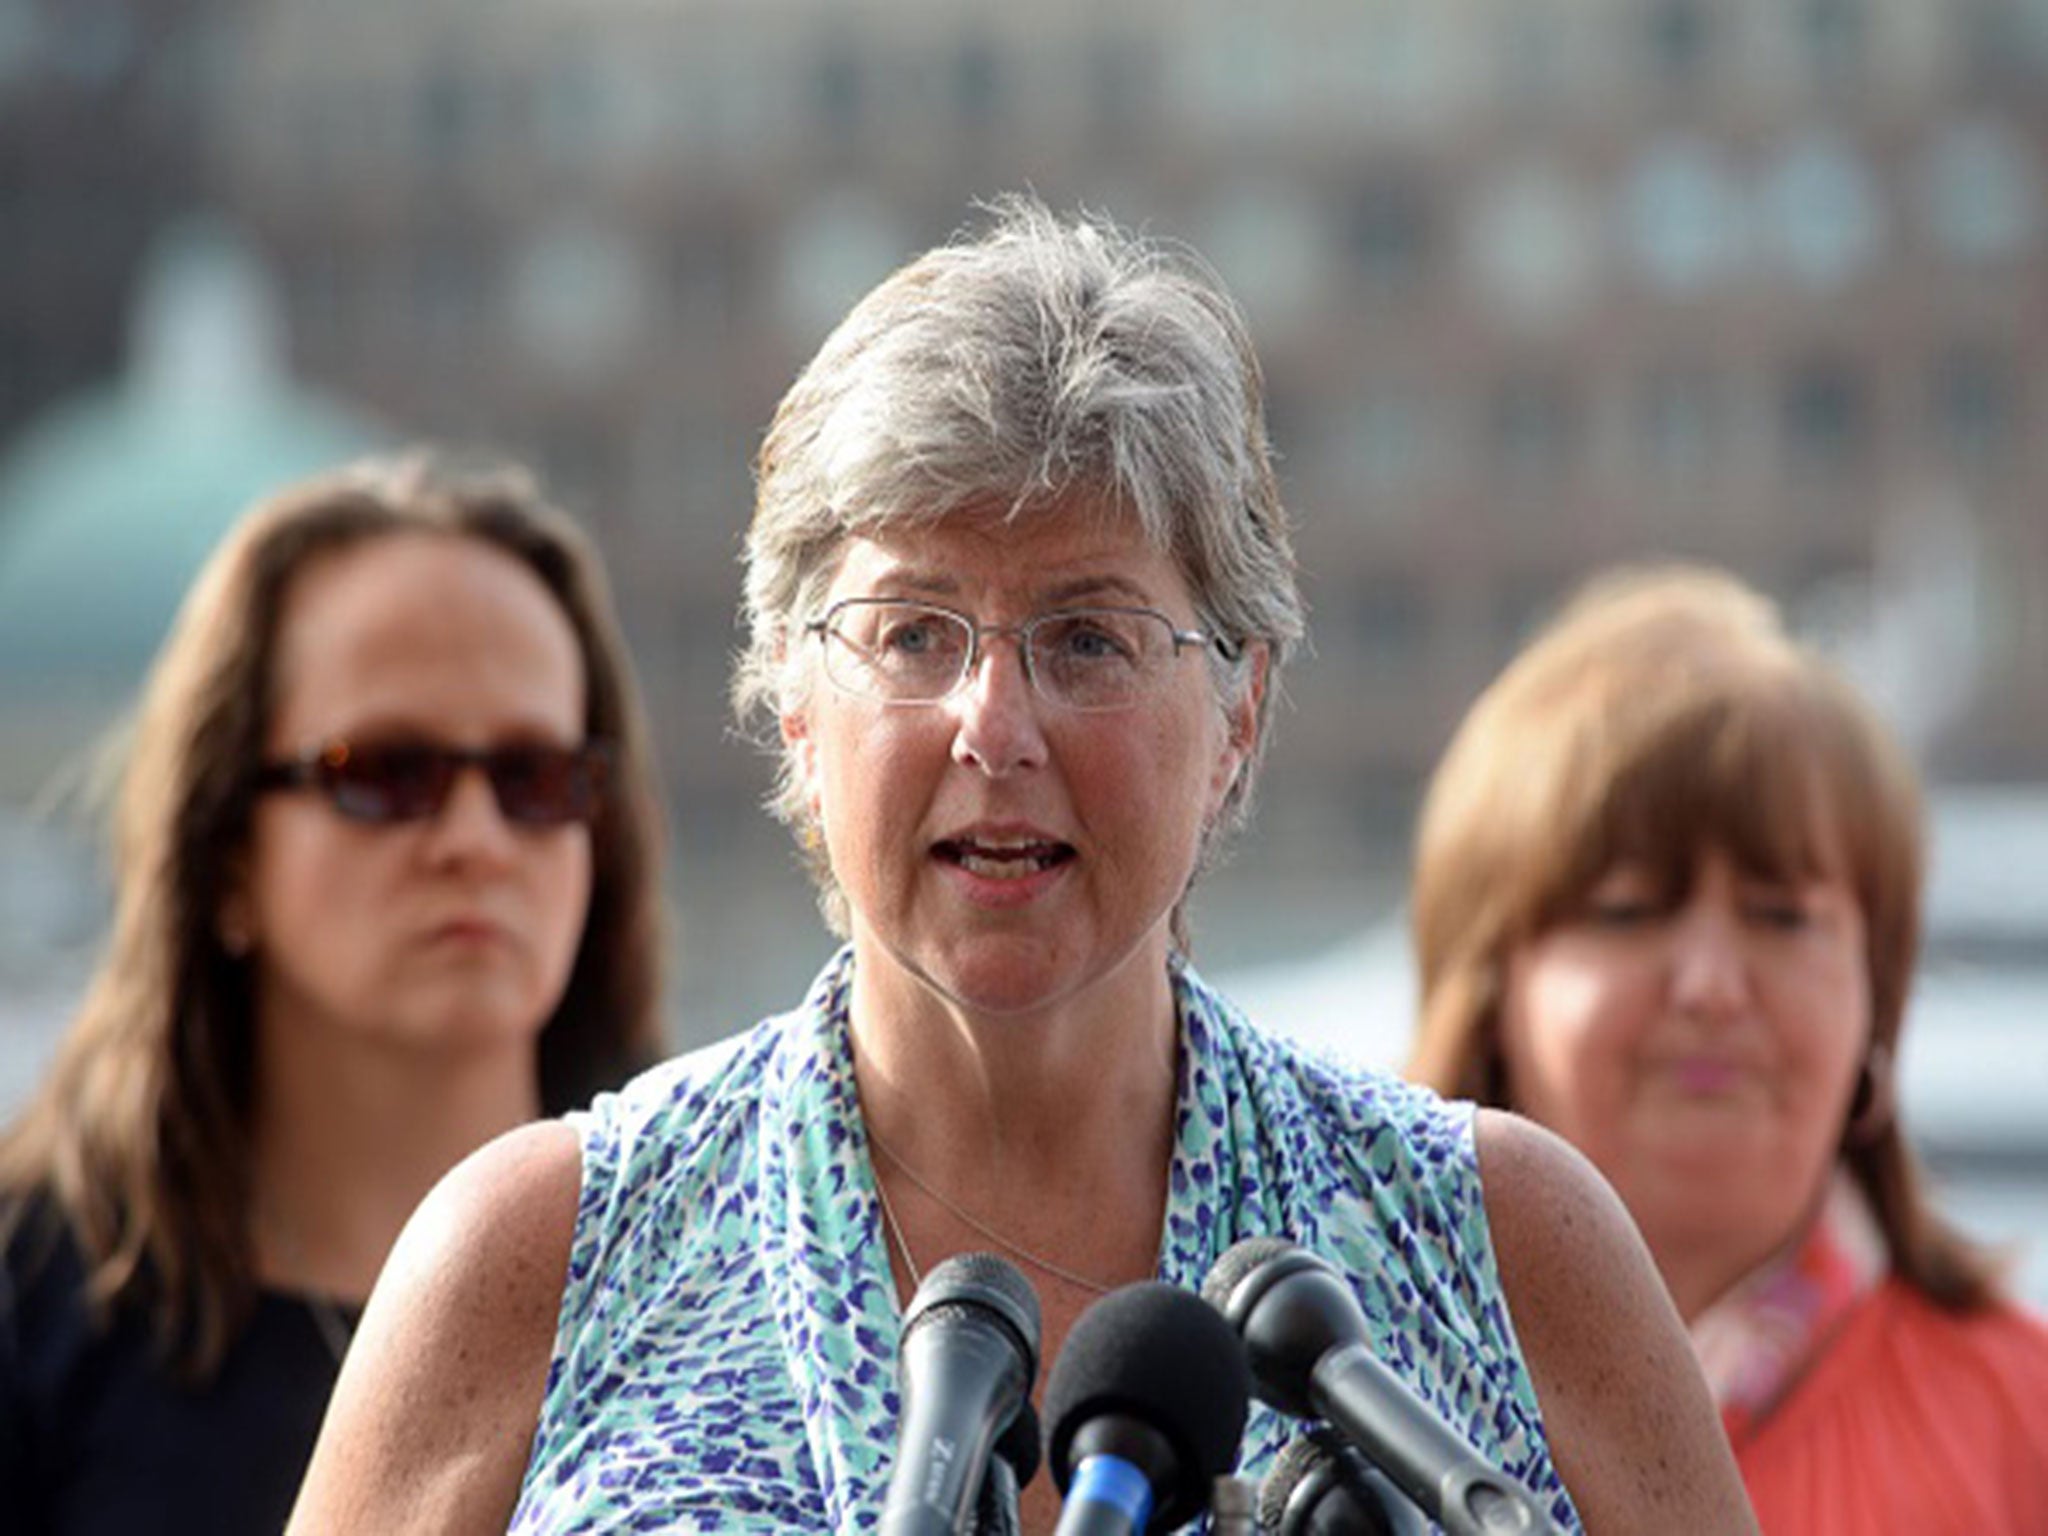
[934,837,1076,879]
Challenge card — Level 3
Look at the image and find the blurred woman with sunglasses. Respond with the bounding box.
[0,453,668,1535]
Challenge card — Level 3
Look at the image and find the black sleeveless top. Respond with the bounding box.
[1,1212,358,1535]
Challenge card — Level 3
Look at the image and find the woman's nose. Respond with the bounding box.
[421,765,523,863]
[1668,901,1752,1017]
[949,635,1049,775]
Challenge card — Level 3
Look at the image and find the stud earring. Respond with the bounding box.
[1843,1043,1895,1146]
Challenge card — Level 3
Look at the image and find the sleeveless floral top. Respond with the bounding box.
[511,949,1581,1533]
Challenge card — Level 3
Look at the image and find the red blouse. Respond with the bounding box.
[1734,1279,2048,1535]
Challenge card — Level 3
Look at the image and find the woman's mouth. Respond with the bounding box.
[934,836,1075,880]
[1668,1057,1744,1095]
[428,915,512,946]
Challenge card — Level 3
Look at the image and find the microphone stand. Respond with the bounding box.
[1319,1432,1432,1536]
[973,1453,1022,1536]
[1209,1475,1257,1535]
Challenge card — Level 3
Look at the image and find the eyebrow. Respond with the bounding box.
[286,714,582,750]
[866,568,1161,608]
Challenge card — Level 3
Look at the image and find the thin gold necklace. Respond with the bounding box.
[867,1128,1116,1297]
[873,1168,923,1293]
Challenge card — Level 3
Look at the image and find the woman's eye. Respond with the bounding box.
[1046,618,1137,663]
[879,615,959,658]
[1587,898,1657,927]
[1747,897,1811,930]
[1063,627,1121,660]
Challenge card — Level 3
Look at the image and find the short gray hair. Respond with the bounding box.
[733,196,1306,938]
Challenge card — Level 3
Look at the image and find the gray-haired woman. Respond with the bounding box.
[290,200,1754,1534]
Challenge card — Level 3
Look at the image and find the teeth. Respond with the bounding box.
[954,842,1060,878]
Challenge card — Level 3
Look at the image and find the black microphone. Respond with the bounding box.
[972,1398,1043,1536]
[882,1253,1043,1536]
[1258,1429,1430,1535]
[1045,1280,1253,1535]
[1203,1239,1566,1536]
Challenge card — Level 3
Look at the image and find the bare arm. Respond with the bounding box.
[1476,1108,1758,1535]
[287,1118,583,1536]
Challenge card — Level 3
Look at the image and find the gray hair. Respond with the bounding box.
[733,196,1306,939]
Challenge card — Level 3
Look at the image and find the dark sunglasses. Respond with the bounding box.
[254,739,611,827]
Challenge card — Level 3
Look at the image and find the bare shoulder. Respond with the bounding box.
[288,1118,584,1536]
[1474,1109,1758,1535]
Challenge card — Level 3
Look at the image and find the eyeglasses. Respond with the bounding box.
[804,598,1229,712]
[254,739,611,826]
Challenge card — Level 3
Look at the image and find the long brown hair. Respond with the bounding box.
[0,453,668,1376]
[1408,564,2001,1310]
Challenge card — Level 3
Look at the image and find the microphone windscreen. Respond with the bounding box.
[1260,1431,1406,1536]
[1257,1433,1329,1532]
[905,1251,1044,1378]
[1044,1280,1252,1497]
[996,1398,1043,1489]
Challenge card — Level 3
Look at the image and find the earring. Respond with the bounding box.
[1843,1042,1895,1146]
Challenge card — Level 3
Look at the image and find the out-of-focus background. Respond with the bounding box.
[0,1,2042,1294]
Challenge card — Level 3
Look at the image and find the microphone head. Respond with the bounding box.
[1044,1280,1253,1530]
[1199,1236,1301,1320]
[904,1251,1043,1383]
[1202,1238,1367,1419]
[1196,1236,1327,1335]
[1258,1432,1396,1535]
[1258,1434,1332,1534]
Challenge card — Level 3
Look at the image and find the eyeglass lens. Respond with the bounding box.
[822,601,1180,709]
[300,743,608,825]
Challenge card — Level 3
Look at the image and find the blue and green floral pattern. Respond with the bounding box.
[510,948,1581,1533]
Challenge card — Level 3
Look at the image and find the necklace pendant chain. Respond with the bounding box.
[304,1291,356,1368]
[872,1170,923,1293]
[867,1128,1117,1298]
[261,1204,359,1368]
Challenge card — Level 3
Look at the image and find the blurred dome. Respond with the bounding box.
[0,215,387,689]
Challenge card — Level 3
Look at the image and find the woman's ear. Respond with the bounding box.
[780,703,820,817]
[1209,644,1268,813]
[217,867,257,957]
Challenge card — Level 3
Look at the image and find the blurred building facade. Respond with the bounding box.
[3,0,2045,1030]
[0,0,211,445]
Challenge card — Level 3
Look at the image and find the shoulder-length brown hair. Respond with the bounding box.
[1408,564,2000,1311]
[0,452,668,1376]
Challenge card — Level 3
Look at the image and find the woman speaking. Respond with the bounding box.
[289,201,1753,1533]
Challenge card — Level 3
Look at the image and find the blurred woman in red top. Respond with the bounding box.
[1408,565,2048,1534]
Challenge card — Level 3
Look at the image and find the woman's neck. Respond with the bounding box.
[248,1025,541,1301]
[1650,1198,1829,1324]
[846,940,1188,1536]
[849,937,1179,1297]
[847,939,1182,1187]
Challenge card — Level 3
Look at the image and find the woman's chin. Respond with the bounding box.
[379,978,555,1052]
[879,932,1089,1022]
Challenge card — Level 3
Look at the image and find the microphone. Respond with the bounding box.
[1045,1280,1253,1535]
[882,1253,1043,1536]
[972,1398,1042,1536]
[1203,1239,1565,1536]
[1258,1430,1429,1535]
